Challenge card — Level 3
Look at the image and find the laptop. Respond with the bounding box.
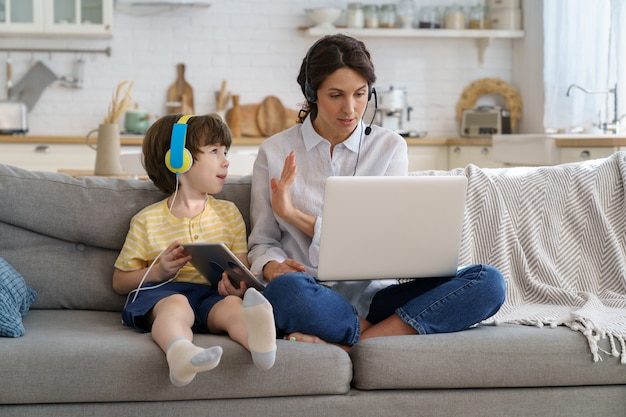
[316,175,468,281]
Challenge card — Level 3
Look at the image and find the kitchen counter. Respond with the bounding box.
[0,135,144,146]
[3,135,626,148]
[0,135,488,146]
[0,135,266,146]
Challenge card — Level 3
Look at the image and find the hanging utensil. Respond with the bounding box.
[6,54,12,99]
[60,57,85,89]
[10,61,58,110]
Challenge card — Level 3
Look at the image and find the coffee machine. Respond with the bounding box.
[376,85,413,134]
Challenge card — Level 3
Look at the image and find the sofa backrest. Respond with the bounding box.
[0,164,252,312]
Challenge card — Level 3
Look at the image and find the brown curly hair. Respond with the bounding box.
[297,34,376,123]
[142,113,232,194]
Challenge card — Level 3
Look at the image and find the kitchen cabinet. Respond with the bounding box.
[559,146,616,164]
[8,137,623,175]
[227,145,258,177]
[0,0,112,37]
[448,144,505,169]
[407,145,448,171]
[0,142,259,177]
[0,143,99,172]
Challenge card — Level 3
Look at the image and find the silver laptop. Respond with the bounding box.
[316,175,468,281]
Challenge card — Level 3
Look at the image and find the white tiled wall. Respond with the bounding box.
[0,0,521,137]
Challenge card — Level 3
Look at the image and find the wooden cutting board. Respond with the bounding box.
[226,98,300,137]
[227,103,261,137]
[166,63,194,114]
[256,96,286,137]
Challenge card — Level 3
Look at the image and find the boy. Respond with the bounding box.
[113,114,276,387]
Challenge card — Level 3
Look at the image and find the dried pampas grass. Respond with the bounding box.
[103,80,135,124]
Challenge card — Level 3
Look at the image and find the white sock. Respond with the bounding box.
[166,338,222,387]
[242,288,277,370]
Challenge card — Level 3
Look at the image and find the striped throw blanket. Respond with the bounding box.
[414,152,626,364]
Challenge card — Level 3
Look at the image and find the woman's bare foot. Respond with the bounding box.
[284,332,327,344]
[285,332,352,352]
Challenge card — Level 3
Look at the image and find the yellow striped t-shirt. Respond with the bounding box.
[115,196,247,285]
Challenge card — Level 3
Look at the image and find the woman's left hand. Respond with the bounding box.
[217,272,247,297]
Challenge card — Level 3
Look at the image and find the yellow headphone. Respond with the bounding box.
[165,115,194,174]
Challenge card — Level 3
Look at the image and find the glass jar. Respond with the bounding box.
[444,4,466,29]
[363,4,379,28]
[346,3,365,29]
[396,0,415,28]
[417,6,441,29]
[378,4,397,28]
[468,4,489,29]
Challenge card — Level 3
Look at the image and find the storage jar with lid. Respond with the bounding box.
[468,4,489,29]
[363,4,379,28]
[378,4,397,28]
[346,3,365,29]
[397,0,415,28]
[444,4,466,29]
[417,6,441,28]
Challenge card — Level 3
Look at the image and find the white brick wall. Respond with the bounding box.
[0,0,522,137]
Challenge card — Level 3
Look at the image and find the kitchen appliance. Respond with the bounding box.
[376,85,413,134]
[461,106,511,138]
[0,101,28,134]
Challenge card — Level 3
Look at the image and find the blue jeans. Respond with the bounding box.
[262,264,505,346]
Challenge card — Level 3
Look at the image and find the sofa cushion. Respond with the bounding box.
[0,310,352,404]
[0,165,166,250]
[350,324,626,390]
[0,258,37,337]
[0,165,253,311]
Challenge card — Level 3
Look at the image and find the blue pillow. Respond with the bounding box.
[0,257,37,337]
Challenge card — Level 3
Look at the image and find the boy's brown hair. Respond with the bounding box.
[142,113,232,194]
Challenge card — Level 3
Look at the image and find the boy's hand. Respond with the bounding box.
[217,272,247,297]
[158,241,191,281]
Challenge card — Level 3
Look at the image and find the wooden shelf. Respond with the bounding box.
[300,26,524,65]
[302,26,524,39]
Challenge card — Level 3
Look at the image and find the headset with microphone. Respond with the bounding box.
[364,87,378,135]
[165,115,194,174]
[303,38,378,136]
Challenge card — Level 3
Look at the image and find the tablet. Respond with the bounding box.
[182,243,267,291]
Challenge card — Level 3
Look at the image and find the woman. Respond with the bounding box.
[248,34,505,349]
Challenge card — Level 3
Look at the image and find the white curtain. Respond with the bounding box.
[543,0,625,132]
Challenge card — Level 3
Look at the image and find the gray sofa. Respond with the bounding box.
[0,160,624,417]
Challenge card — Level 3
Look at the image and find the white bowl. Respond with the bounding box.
[306,7,342,30]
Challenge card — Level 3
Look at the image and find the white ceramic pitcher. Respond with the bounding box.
[86,123,124,176]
